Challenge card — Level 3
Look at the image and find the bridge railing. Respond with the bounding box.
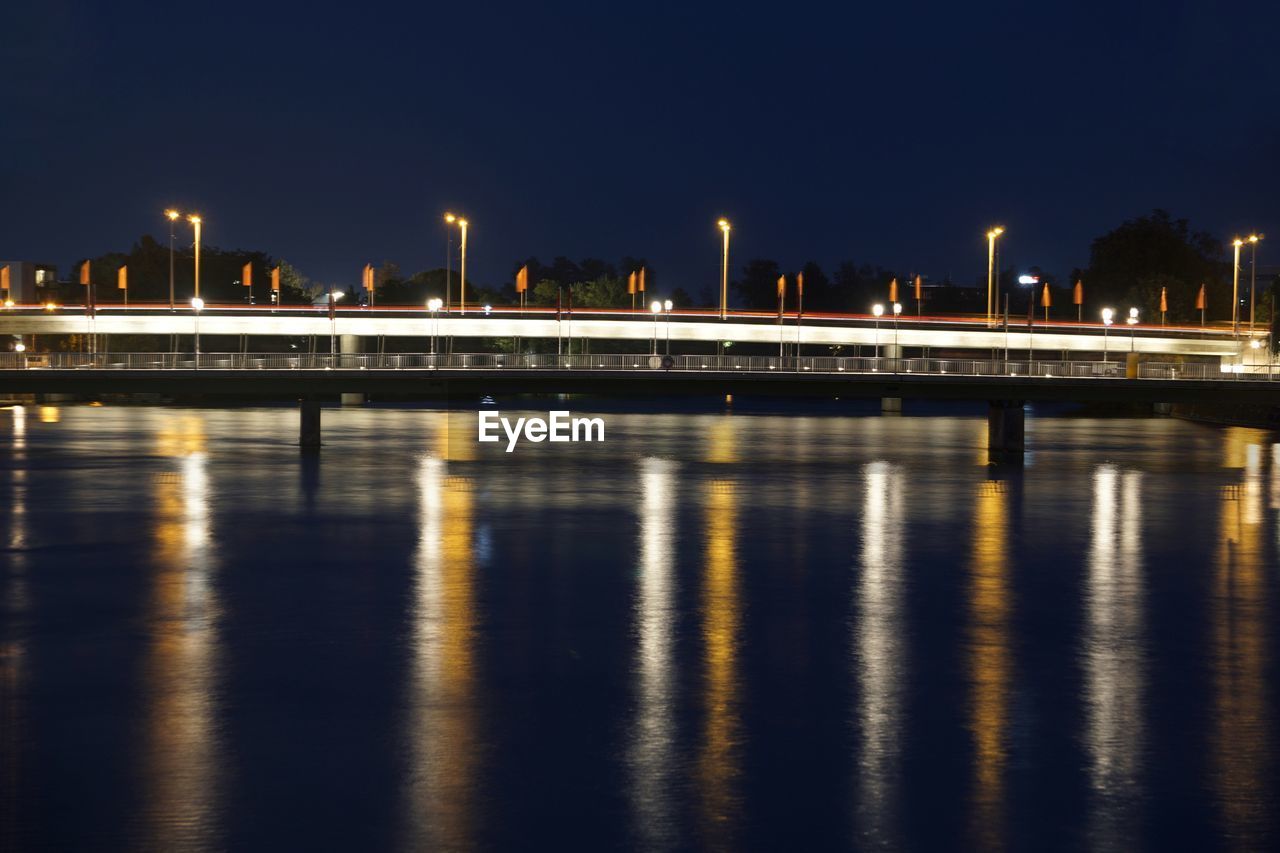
[1,351,1275,381]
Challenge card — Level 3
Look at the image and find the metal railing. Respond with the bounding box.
[2,351,1277,381]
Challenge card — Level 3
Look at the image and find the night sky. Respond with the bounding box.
[3,0,1277,294]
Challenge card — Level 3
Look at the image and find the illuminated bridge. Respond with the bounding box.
[4,304,1274,460]
[0,303,1263,363]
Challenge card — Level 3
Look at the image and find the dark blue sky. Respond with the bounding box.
[3,0,1277,295]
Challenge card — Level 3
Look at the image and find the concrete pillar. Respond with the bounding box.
[340,334,360,354]
[1126,352,1139,379]
[300,399,322,450]
[987,400,1025,458]
[881,397,902,413]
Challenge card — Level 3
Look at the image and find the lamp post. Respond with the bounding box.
[427,297,442,357]
[664,299,673,355]
[191,297,204,369]
[458,218,469,315]
[650,300,662,355]
[188,215,202,300]
[1248,234,1263,335]
[872,303,884,369]
[896,298,906,366]
[165,209,180,310]
[718,218,731,320]
[1127,307,1139,352]
[1232,237,1243,336]
[444,213,456,310]
[1101,307,1114,362]
[986,226,1004,326]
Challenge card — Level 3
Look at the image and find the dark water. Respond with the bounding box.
[2,402,1278,852]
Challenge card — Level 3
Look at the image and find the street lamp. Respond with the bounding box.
[718,218,731,320]
[1232,237,1243,335]
[892,302,902,358]
[1248,234,1264,334]
[986,226,1005,326]
[1127,307,1139,352]
[458,218,469,315]
[872,303,884,368]
[1101,307,1114,362]
[165,209,180,310]
[650,300,662,355]
[444,213,456,310]
[191,297,204,368]
[663,299,674,355]
[427,297,443,356]
[188,215,202,300]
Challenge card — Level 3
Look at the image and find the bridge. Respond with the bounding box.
[0,303,1264,363]
[4,347,1278,460]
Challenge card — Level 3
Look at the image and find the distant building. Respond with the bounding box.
[0,261,57,304]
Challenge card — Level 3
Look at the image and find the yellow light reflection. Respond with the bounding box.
[2,407,28,849]
[699,478,741,847]
[854,461,906,844]
[629,457,678,847]
[404,454,478,849]
[968,479,1010,850]
[704,417,738,464]
[38,406,59,424]
[144,439,222,850]
[1212,444,1271,847]
[1084,465,1146,849]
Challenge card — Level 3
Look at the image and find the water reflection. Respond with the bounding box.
[968,479,1011,850]
[144,420,223,852]
[404,454,479,850]
[629,457,679,848]
[1083,465,1146,850]
[699,478,741,849]
[2,407,30,849]
[1212,440,1272,849]
[853,461,906,847]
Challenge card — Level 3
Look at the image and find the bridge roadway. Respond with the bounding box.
[0,304,1257,360]
[4,351,1279,457]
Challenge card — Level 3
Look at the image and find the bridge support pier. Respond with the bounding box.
[987,400,1025,460]
[339,334,366,405]
[1153,402,1173,416]
[300,399,322,451]
[881,397,902,414]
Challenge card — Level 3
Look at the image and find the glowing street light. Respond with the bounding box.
[458,218,469,315]
[444,212,457,310]
[1232,237,1243,335]
[1248,234,1264,334]
[1101,307,1114,361]
[892,301,903,356]
[872,303,884,366]
[188,214,203,300]
[1127,307,1139,352]
[427,297,443,355]
[165,209,181,310]
[191,296,204,368]
[986,226,1005,326]
[651,299,662,355]
[718,218,731,320]
[663,298,674,354]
